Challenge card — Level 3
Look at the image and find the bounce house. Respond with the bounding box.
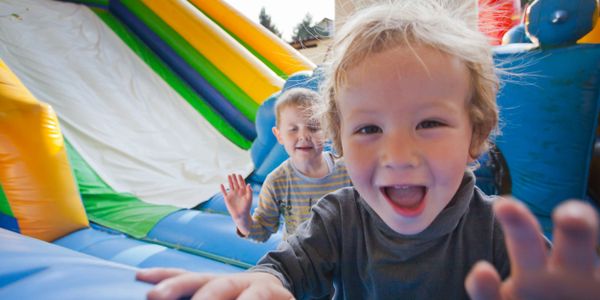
[0,0,599,298]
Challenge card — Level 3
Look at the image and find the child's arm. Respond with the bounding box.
[136,268,292,300]
[466,197,600,300]
[220,173,253,236]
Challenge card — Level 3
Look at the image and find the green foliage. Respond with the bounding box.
[291,13,329,42]
[259,7,282,38]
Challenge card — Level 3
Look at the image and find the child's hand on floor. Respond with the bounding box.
[466,197,600,300]
[136,268,293,300]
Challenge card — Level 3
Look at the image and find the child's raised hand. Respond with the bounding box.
[136,268,293,300]
[466,197,600,300]
[220,173,253,235]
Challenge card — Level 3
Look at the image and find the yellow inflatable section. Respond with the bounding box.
[191,0,315,76]
[142,0,284,104]
[0,59,88,242]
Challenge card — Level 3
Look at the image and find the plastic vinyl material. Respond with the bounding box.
[502,23,532,44]
[190,0,315,76]
[54,227,243,273]
[578,7,600,44]
[494,43,600,236]
[526,0,597,47]
[64,140,178,239]
[0,59,88,242]
[141,0,284,104]
[0,228,152,300]
[114,0,259,130]
[100,5,254,145]
[147,210,281,267]
[0,0,254,209]
[249,94,280,179]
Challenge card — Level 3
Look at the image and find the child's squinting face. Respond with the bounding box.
[338,45,474,235]
[273,105,325,167]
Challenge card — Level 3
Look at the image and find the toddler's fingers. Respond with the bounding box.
[192,275,249,300]
[494,197,547,275]
[148,272,216,300]
[237,282,294,300]
[228,174,238,190]
[465,261,501,300]
[235,174,246,190]
[550,200,599,274]
[136,268,187,284]
[219,184,228,196]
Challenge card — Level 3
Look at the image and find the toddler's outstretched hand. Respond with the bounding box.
[220,173,253,235]
[136,268,293,300]
[466,197,600,300]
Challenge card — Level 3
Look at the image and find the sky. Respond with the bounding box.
[223,0,334,41]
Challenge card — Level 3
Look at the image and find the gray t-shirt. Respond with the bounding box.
[251,171,509,299]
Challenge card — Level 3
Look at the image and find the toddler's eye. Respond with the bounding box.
[417,120,444,129]
[308,125,321,132]
[356,125,382,135]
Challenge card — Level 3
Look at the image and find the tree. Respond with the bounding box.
[291,13,320,43]
[259,7,282,38]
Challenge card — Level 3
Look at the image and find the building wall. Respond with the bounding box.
[294,38,333,65]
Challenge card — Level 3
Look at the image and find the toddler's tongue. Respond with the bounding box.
[384,186,425,216]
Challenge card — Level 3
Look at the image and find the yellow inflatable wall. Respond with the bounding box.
[142,0,284,104]
[0,59,88,242]
[190,0,315,76]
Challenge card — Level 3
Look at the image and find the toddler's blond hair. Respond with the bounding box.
[318,0,498,158]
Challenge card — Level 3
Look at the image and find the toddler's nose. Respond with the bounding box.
[298,128,311,141]
[381,133,420,169]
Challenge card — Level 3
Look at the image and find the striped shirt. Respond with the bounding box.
[246,153,352,242]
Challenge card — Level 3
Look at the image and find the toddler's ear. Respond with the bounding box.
[272,127,284,145]
[467,153,477,164]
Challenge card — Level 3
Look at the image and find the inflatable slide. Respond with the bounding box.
[0,0,315,294]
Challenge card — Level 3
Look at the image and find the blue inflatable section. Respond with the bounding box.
[526,0,596,47]
[488,0,600,237]
[0,228,151,299]
[109,0,256,140]
[54,226,243,272]
[0,212,18,233]
[146,209,281,267]
[502,24,531,44]
[493,43,600,235]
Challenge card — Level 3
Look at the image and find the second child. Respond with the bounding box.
[220,88,352,242]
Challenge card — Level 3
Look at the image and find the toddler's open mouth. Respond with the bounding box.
[381,185,427,217]
[295,145,313,151]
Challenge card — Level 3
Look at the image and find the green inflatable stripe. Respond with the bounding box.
[94,9,251,149]
[189,3,287,79]
[0,184,13,217]
[66,139,254,268]
[120,0,259,122]
[65,139,179,239]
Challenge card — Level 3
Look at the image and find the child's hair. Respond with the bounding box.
[274,88,321,128]
[317,0,499,158]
